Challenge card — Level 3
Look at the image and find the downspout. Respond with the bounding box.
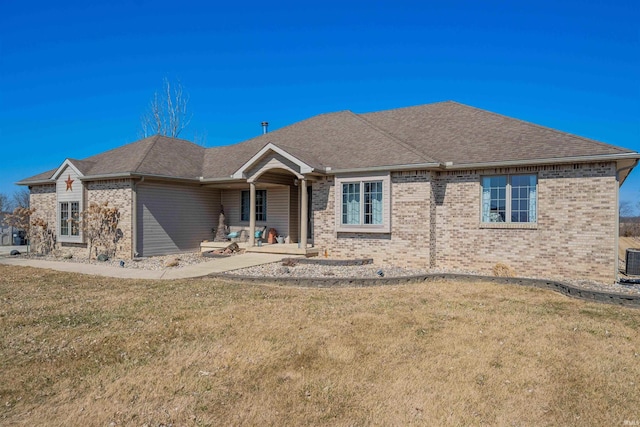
[132,176,145,258]
[615,159,638,282]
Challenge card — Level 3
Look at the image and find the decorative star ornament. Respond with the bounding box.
[65,175,74,191]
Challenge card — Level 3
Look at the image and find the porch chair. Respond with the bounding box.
[227,229,247,242]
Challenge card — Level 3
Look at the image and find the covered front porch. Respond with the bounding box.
[201,142,324,256]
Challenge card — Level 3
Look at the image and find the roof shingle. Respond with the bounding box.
[18,101,638,185]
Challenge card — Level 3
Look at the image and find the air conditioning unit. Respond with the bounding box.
[626,249,640,276]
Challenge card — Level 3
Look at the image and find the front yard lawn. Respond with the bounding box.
[1,265,638,425]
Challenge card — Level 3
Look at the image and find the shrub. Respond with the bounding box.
[81,202,120,260]
[492,262,516,277]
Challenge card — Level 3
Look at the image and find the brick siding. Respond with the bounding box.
[86,180,133,259]
[28,161,619,283]
[29,180,134,260]
[313,171,433,268]
[314,162,619,283]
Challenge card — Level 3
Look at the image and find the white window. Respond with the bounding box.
[241,189,267,222]
[481,174,537,223]
[336,173,390,233]
[59,201,80,236]
[342,181,383,225]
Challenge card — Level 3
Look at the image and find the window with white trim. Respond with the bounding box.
[335,173,390,233]
[241,190,267,222]
[60,201,80,236]
[481,174,537,223]
[341,180,383,226]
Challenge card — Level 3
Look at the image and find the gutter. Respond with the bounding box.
[439,153,640,170]
[19,172,205,186]
[328,162,440,174]
[199,176,245,184]
[309,153,640,176]
[82,172,202,184]
[16,179,54,186]
[17,152,639,185]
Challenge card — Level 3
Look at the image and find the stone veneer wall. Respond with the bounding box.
[313,162,619,283]
[29,180,134,260]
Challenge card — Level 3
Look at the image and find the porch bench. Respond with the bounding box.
[226,226,268,243]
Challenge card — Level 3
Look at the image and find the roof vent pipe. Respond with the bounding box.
[261,121,269,134]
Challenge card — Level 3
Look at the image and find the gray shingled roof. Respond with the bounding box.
[361,101,633,165]
[18,101,637,184]
[202,110,437,179]
[19,135,205,183]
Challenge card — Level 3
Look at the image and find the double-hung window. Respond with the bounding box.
[341,180,383,225]
[335,173,390,233]
[60,201,80,236]
[481,174,537,223]
[241,189,267,222]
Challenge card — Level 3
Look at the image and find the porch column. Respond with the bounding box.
[248,182,256,246]
[300,178,308,249]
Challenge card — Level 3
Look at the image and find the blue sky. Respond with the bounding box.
[1,0,638,209]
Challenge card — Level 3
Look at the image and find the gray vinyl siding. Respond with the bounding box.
[56,166,84,243]
[266,187,289,239]
[137,182,220,256]
[222,187,292,240]
[221,190,242,226]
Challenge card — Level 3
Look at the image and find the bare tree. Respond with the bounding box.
[0,193,9,212]
[12,189,30,209]
[4,207,35,253]
[81,202,121,259]
[140,78,192,138]
[620,200,634,218]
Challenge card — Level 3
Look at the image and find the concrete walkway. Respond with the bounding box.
[0,252,290,280]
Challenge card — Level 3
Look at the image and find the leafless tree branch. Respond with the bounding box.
[12,189,30,209]
[140,78,192,138]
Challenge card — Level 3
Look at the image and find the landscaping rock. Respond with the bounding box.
[9,250,20,256]
[278,266,290,274]
[165,259,180,267]
[62,253,73,259]
[97,254,109,262]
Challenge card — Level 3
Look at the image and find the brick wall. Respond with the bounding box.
[313,171,432,268]
[314,162,619,283]
[433,163,618,283]
[30,184,56,229]
[29,180,134,260]
[86,180,133,259]
[29,184,56,222]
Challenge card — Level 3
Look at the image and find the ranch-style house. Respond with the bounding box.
[18,101,640,283]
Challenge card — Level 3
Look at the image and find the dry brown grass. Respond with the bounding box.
[1,265,639,426]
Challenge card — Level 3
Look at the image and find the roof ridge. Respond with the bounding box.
[132,135,162,173]
[459,103,631,154]
[350,111,439,163]
[359,100,456,116]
